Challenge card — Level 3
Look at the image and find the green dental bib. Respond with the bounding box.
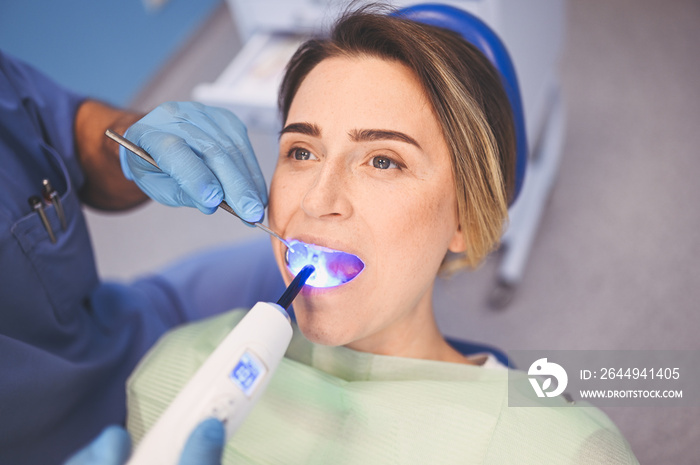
[126,310,637,464]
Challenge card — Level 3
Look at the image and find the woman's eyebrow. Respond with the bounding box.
[279,122,321,138]
[349,129,422,149]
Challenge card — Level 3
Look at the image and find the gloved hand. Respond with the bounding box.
[120,101,267,222]
[63,426,130,465]
[177,418,225,465]
[64,418,225,465]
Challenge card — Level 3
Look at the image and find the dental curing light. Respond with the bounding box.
[286,240,365,288]
[127,265,315,465]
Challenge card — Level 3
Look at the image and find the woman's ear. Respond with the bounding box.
[448,224,467,253]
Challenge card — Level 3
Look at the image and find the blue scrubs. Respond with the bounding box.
[0,50,284,464]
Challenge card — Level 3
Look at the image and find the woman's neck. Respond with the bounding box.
[344,291,475,365]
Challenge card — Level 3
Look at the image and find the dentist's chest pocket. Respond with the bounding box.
[3,143,98,326]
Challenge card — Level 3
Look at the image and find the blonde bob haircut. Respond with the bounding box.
[278,5,516,271]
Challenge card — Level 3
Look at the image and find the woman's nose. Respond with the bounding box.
[301,161,353,220]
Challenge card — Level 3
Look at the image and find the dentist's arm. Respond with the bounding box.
[74,100,146,211]
[63,418,225,465]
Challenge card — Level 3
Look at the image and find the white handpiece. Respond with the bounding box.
[127,301,293,465]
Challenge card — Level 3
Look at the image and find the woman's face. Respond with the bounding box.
[269,56,465,354]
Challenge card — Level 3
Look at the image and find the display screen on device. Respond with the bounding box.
[230,351,268,397]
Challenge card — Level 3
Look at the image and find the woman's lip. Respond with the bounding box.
[285,233,363,261]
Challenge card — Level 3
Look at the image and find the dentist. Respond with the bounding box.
[0,49,275,464]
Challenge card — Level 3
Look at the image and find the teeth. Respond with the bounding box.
[285,240,365,288]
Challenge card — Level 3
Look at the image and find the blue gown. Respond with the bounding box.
[0,50,284,464]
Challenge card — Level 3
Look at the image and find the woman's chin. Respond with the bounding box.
[291,286,370,347]
[294,314,355,347]
[300,330,345,347]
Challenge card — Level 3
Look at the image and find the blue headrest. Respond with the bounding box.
[393,4,527,205]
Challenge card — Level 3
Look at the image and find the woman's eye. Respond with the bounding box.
[289,148,316,161]
[371,156,398,170]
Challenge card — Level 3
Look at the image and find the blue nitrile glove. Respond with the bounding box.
[120,101,267,222]
[64,418,225,465]
[177,418,225,465]
[63,426,130,465]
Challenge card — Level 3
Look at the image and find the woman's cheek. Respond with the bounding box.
[402,190,456,269]
[269,175,300,231]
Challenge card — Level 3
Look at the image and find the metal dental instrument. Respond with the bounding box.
[42,179,67,231]
[29,196,56,244]
[105,129,291,249]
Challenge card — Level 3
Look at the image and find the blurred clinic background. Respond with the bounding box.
[2,0,698,463]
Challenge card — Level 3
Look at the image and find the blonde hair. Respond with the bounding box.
[279,6,516,271]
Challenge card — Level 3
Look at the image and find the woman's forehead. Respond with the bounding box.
[286,56,440,140]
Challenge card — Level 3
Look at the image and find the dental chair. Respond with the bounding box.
[183,0,566,366]
[194,0,566,309]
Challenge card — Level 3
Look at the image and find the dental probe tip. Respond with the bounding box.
[252,222,293,249]
[215,201,291,249]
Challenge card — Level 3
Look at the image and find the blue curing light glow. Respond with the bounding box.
[285,240,365,288]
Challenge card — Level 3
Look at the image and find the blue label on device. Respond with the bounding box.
[230,351,267,396]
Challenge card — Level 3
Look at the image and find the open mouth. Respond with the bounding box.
[285,240,365,288]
